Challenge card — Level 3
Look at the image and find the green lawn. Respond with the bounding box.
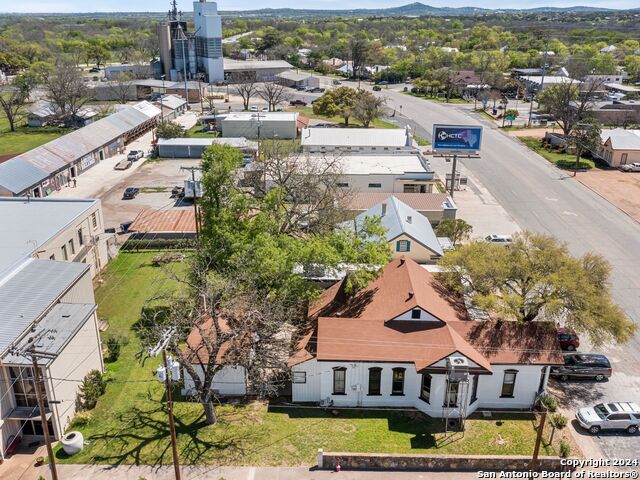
[288,106,399,129]
[185,124,219,139]
[0,116,69,157]
[518,136,597,170]
[53,253,566,466]
[402,92,471,104]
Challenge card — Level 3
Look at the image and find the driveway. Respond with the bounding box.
[577,170,640,223]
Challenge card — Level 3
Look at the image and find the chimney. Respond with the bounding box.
[406,215,412,224]
[399,258,405,266]
[381,202,387,217]
[408,291,414,299]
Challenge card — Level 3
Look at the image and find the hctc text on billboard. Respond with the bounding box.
[432,124,483,152]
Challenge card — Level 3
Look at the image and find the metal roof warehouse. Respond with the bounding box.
[0,101,161,198]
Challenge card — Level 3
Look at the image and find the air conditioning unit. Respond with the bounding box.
[447,356,469,382]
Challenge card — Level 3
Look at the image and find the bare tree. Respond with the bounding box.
[231,73,257,111]
[254,140,350,235]
[353,90,386,128]
[107,71,136,104]
[140,261,298,425]
[349,37,369,81]
[257,81,290,112]
[0,75,32,132]
[44,60,89,127]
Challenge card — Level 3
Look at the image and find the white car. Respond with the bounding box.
[619,162,640,172]
[485,234,513,245]
[250,106,258,112]
[576,402,640,435]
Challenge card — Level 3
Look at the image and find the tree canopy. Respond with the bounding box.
[438,231,636,345]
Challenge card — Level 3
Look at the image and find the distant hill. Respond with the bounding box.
[2,2,622,17]
[218,2,617,18]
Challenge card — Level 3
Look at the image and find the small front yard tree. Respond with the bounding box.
[502,109,519,128]
[434,218,473,246]
[156,120,185,139]
[353,90,386,128]
[312,86,357,126]
[567,119,601,176]
[438,230,637,345]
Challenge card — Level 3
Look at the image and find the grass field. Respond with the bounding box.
[185,123,220,139]
[0,117,69,157]
[403,92,471,104]
[53,251,570,466]
[518,136,598,170]
[287,106,399,129]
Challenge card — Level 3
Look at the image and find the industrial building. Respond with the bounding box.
[301,127,418,154]
[219,112,298,139]
[0,198,109,459]
[224,59,293,82]
[0,102,160,198]
[157,0,224,83]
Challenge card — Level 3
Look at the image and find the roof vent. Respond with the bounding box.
[381,203,387,217]
[406,215,412,224]
[408,291,414,299]
[399,258,405,266]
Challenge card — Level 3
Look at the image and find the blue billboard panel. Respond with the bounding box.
[432,124,483,152]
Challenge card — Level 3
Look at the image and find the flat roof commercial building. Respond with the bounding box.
[157,137,258,158]
[0,102,161,198]
[219,112,298,140]
[301,127,417,154]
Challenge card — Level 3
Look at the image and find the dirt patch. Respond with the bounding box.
[577,170,640,223]
[508,128,557,138]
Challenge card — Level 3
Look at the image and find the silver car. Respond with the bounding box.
[620,162,640,172]
[576,402,640,434]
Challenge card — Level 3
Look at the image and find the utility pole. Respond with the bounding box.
[180,166,202,239]
[528,36,549,127]
[162,350,181,480]
[31,353,58,480]
[160,75,166,122]
[197,73,204,112]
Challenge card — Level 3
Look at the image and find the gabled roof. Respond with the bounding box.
[293,257,564,370]
[350,197,443,256]
[601,129,640,150]
[347,192,454,213]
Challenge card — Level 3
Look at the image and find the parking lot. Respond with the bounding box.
[577,170,640,223]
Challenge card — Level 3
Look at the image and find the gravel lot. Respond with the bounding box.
[577,170,640,223]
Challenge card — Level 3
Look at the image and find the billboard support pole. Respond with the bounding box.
[449,153,458,198]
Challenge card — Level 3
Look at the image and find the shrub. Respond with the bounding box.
[78,370,107,410]
[559,439,571,458]
[540,393,558,412]
[69,411,93,428]
[551,413,568,430]
[105,334,128,362]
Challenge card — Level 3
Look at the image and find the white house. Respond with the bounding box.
[289,257,563,418]
[300,127,418,154]
[345,196,445,264]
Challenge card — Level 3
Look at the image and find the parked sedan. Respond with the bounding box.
[557,328,580,351]
[289,99,308,106]
[576,402,640,434]
[127,150,144,161]
[619,162,640,172]
[550,353,612,382]
[484,234,513,245]
[122,187,140,200]
[114,159,133,170]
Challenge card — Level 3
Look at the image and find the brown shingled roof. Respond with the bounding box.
[293,257,564,369]
[347,193,450,213]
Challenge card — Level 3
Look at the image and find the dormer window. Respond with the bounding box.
[411,309,421,319]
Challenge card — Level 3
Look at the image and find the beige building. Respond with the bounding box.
[599,129,640,167]
[0,259,103,459]
[0,197,114,279]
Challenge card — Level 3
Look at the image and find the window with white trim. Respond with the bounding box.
[292,371,306,384]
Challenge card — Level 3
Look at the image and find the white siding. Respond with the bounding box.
[183,365,247,396]
[291,360,548,417]
[339,174,434,194]
[392,307,441,322]
[46,312,104,438]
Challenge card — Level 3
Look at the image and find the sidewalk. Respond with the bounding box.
[47,464,480,479]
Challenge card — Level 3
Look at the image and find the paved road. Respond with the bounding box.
[365,84,640,460]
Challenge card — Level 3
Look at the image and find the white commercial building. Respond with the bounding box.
[301,127,418,154]
[220,112,298,140]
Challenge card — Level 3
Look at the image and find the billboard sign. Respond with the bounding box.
[432,124,483,153]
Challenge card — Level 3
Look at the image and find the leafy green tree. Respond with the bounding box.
[312,86,357,126]
[503,109,519,127]
[438,231,637,345]
[156,120,186,139]
[434,218,473,246]
[0,74,33,132]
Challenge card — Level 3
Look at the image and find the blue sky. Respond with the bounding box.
[1,0,637,13]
